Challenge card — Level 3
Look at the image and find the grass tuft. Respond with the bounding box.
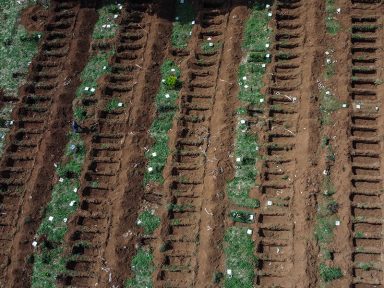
[125,249,155,288]
[224,227,257,288]
[31,133,85,287]
[326,0,340,35]
[137,210,161,235]
[171,0,195,48]
[144,60,181,185]
[319,263,343,282]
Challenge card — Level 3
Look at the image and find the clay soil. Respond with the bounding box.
[1,0,383,287]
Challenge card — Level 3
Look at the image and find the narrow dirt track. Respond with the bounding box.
[195,1,248,286]
[345,1,384,286]
[152,0,242,286]
[58,1,170,287]
[251,0,323,287]
[0,1,97,287]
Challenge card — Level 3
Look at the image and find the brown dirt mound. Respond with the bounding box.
[20,4,48,32]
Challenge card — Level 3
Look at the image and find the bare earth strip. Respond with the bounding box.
[252,0,324,287]
[58,1,171,287]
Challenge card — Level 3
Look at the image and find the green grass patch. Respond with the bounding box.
[315,140,343,283]
[224,4,272,286]
[0,0,41,155]
[200,41,221,53]
[171,0,195,48]
[320,88,341,126]
[319,263,343,282]
[224,227,257,288]
[106,98,123,112]
[125,248,155,288]
[326,0,340,35]
[137,210,160,235]
[92,3,121,40]
[225,1,274,208]
[144,60,181,185]
[242,1,272,51]
[31,133,85,287]
[74,50,113,121]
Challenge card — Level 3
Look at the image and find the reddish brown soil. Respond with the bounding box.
[20,4,48,32]
[57,1,172,287]
[0,1,97,287]
[101,1,174,285]
[195,3,248,286]
[148,1,252,287]
[2,0,383,287]
[247,0,325,286]
[325,1,384,287]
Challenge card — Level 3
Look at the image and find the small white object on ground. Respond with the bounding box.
[73,187,78,193]
[32,241,37,247]
[244,85,249,89]
[63,218,67,223]
[266,4,270,8]
[114,14,118,19]
[342,103,347,108]
[48,216,54,222]
[240,119,246,124]
[148,167,153,172]
[266,53,270,58]
[191,20,195,25]
[265,43,270,48]
[90,88,96,93]
[85,87,89,91]
[247,229,252,235]
[209,42,214,47]
[165,93,170,98]
[356,104,361,109]
[118,102,123,107]
[227,269,232,276]
[152,152,157,157]
[337,8,341,13]
[171,68,175,72]
[70,201,75,207]
[236,157,241,163]
[262,64,266,68]
[207,37,212,41]
[325,91,330,95]
[268,12,272,17]
[59,178,64,183]
[267,200,272,206]
[243,76,247,80]
[335,220,340,226]
[249,214,254,221]
[260,99,264,103]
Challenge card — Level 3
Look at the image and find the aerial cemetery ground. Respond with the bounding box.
[0,0,383,287]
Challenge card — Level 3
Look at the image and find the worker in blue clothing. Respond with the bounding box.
[72,120,81,133]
